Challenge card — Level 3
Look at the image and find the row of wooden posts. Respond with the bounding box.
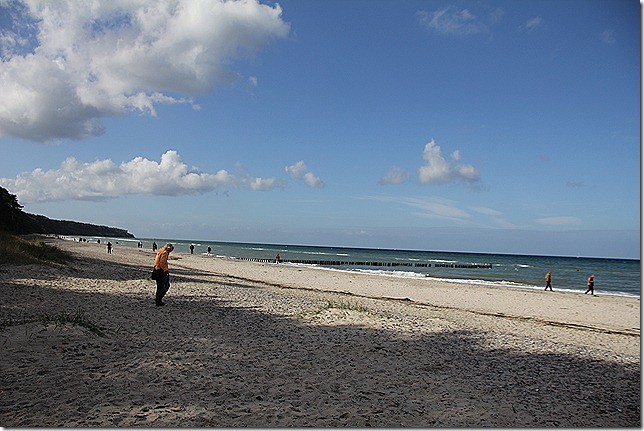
[234,257,492,269]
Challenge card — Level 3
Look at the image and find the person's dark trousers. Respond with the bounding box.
[156,273,170,305]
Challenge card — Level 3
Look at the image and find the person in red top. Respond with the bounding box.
[544,272,552,291]
[153,243,174,306]
[585,274,595,295]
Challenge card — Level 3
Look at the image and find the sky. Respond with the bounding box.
[0,0,640,259]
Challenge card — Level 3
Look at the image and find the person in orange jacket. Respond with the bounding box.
[153,243,174,306]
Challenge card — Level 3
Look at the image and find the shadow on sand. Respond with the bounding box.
[0,258,640,427]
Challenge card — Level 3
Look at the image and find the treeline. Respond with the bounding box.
[0,186,134,238]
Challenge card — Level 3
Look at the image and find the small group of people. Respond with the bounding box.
[544,272,595,295]
[190,244,212,254]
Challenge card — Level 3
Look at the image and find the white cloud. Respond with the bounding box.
[0,0,290,142]
[470,206,502,216]
[536,216,582,226]
[523,16,543,32]
[361,195,517,228]
[417,7,485,35]
[285,161,308,178]
[362,195,472,223]
[247,177,285,191]
[0,150,295,202]
[418,139,480,184]
[380,166,410,185]
[470,206,516,227]
[566,180,585,188]
[302,172,324,189]
[285,160,324,189]
[601,29,616,45]
[233,162,285,191]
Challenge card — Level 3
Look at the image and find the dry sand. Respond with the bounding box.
[0,238,640,427]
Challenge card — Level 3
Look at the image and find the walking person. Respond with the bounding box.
[153,243,174,306]
[544,272,553,291]
[106,241,112,254]
[585,274,595,295]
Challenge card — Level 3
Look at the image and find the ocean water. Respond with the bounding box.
[79,236,641,298]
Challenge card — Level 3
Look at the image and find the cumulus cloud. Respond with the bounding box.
[0,150,291,202]
[302,172,324,189]
[0,0,289,142]
[285,161,324,189]
[247,177,285,191]
[418,139,481,185]
[417,6,485,35]
[231,162,285,191]
[285,161,308,179]
[379,166,410,185]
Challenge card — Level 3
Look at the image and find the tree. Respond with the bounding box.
[0,186,28,232]
[0,186,23,211]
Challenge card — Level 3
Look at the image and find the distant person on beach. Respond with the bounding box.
[207,246,212,254]
[190,244,195,254]
[275,253,281,263]
[153,243,174,306]
[152,242,157,251]
[585,274,595,295]
[544,272,553,291]
[106,242,112,254]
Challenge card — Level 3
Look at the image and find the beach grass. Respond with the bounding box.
[0,231,73,266]
[323,300,372,314]
[42,309,107,337]
[1,309,106,337]
[304,300,392,320]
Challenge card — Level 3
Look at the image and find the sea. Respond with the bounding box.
[74,236,641,298]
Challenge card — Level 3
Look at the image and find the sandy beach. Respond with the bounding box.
[0,238,640,427]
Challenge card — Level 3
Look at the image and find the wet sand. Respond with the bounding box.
[0,238,640,427]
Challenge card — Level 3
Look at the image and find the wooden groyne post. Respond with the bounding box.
[233,257,491,269]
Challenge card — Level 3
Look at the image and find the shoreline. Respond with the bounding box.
[80,234,640,261]
[61,235,642,298]
[1,238,640,427]
[174,249,640,337]
[268,262,641,299]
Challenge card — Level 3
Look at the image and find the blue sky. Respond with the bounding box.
[0,0,640,258]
